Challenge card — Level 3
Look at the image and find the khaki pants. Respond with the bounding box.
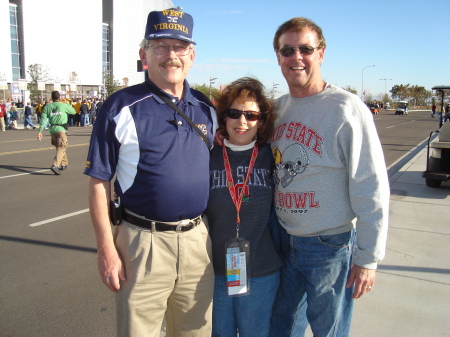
[114,219,214,337]
[50,131,68,167]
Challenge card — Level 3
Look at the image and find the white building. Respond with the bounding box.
[0,0,174,101]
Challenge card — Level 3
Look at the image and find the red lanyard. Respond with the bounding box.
[222,144,259,232]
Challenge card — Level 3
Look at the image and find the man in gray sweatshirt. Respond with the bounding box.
[269,17,390,337]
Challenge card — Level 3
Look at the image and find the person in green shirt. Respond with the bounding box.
[37,91,76,175]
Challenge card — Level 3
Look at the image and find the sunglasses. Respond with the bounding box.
[225,109,261,121]
[279,45,318,57]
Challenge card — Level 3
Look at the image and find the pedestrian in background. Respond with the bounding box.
[88,98,96,126]
[37,91,76,175]
[80,100,89,126]
[4,100,11,128]
[36,101,44,124]
[67,98,75,126]
[23,102,37,129]
[93,98,103,125]
[8,102,18,129]
[0,100,6,131]
[73,98,81,126]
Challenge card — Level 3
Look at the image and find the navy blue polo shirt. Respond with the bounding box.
[84,77,217,222]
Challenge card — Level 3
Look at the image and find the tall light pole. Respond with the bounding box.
[209,76,217,101]
[272,83,279,98]
[361,65,375,101]
[379,78,392,102]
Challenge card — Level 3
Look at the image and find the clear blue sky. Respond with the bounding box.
[176,0,450,99]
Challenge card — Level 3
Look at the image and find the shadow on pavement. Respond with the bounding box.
[378,264,450,275]
[0,165,51,175]
[0,235,97,254]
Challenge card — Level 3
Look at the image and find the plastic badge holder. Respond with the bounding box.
[225,238,250,297]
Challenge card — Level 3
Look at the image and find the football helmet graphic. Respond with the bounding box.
[273,144,309,188]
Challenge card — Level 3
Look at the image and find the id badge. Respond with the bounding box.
[225,238,250,297]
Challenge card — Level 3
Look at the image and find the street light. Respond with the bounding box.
[379,78,392,101]
[209,76,217,101]
[272,83,279,98]
[361,65,375,101]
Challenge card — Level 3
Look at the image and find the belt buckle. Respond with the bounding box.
[176,220,191,232]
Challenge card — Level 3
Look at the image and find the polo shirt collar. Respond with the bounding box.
[144,74,198,106]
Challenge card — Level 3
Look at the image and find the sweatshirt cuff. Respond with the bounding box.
[353,250,381,270]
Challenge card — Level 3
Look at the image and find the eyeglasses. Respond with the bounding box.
[148,43,192,56]
[225,109,261,121]
[279,45,319,57]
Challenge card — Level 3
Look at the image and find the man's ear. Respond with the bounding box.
[139,48,147,66]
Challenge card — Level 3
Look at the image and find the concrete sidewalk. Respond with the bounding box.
[346,148,450,336]
[158,148,450,337]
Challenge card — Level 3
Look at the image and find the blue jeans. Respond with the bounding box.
[81,114,89,126]
[24,116,35,128]
[213,271,280,337]
[269,230,355,337]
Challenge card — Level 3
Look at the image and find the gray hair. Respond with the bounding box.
[139,38,148,50]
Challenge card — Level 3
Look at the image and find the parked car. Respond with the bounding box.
[395,101,409,115]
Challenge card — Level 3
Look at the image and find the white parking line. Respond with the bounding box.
[0,169,50,179]
[29,209,90,227]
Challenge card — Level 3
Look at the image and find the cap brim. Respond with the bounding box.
[146,34,196,45]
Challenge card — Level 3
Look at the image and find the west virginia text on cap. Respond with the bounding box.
[145,8,196,45]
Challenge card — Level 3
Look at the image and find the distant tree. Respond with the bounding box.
[343,85,357,95]
[191,83,220,101]
[409,85,431,106]
[390,84,410,101]
[27,64,49,103]
[390,84,432,105]
[382,93,392,104]
[103,71,122,97]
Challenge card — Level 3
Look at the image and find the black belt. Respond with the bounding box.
[123,211,201,232]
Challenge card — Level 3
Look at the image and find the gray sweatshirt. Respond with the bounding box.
[271,85,390,269]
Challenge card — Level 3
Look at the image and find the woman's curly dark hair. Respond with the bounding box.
[215,77,276,146]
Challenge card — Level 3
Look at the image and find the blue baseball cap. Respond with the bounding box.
[145,8,196,45]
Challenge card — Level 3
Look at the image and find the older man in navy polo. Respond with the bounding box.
[85,8,217,337]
